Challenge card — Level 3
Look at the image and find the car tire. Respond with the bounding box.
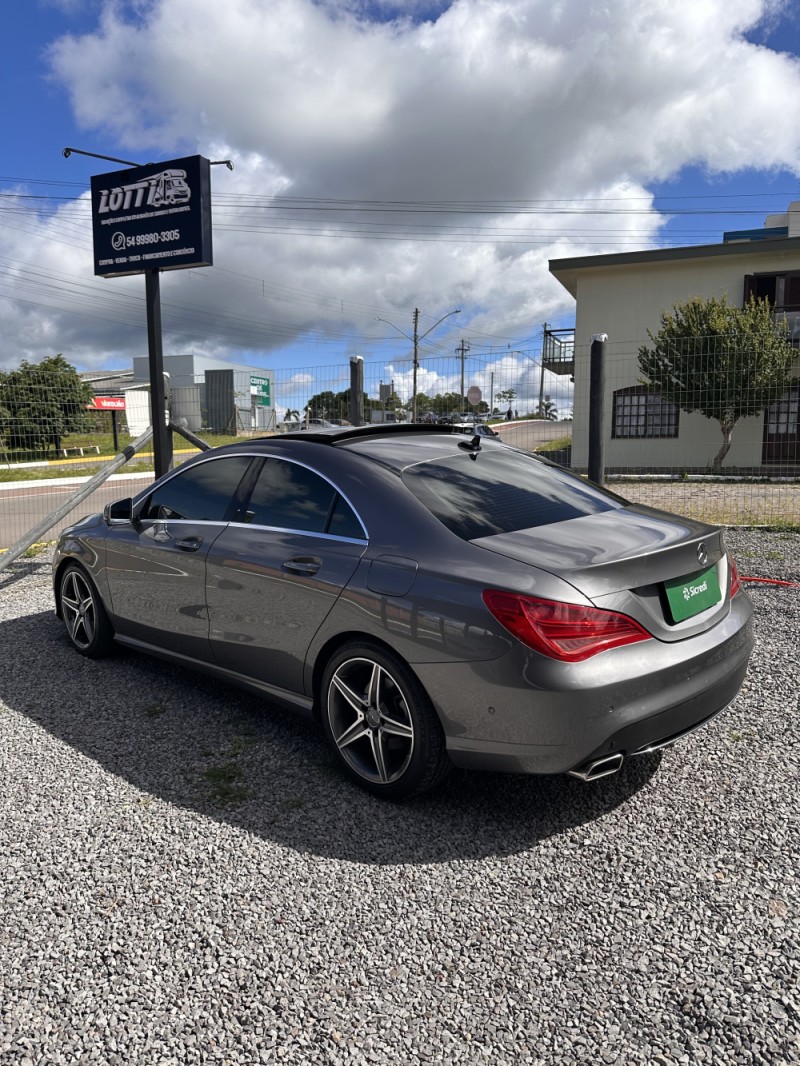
[320,642,451,800]
[59,564,115,659]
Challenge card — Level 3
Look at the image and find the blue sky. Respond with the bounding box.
[2,0,800,414]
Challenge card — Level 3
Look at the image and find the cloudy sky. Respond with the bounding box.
[2,0,800,411]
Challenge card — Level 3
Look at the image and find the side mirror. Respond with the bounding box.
[104,497,133,525]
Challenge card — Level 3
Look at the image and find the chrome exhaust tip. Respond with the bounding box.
[567,752,624,782]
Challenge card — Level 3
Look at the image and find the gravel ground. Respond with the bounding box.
[0,530,798,1065]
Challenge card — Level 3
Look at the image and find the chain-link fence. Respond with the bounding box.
[569,335,799,527]
[1,340,798,556]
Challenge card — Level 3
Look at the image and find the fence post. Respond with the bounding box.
[350,357,365,426]
[588,333,607,486]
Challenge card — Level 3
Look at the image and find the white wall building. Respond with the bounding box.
[131,354,275,434]
[550,207,800,471]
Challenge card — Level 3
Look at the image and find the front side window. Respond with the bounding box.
[141,455,253,521]
[612,386,678,439]
[242,458,364,538]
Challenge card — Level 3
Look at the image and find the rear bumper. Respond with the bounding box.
[413,603,754,776]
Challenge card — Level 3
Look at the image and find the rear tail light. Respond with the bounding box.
[728,554,742,598]
[482,590,652,662]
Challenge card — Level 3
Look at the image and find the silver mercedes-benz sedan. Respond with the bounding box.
[53,425,753,799]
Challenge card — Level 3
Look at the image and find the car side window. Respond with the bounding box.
[140,456,253,521]
[242,458,363,537]
[327,494,365,539]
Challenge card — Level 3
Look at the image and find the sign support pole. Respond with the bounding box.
[146,269,172,477]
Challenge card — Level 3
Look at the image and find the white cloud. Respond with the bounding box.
[2,0,800,374]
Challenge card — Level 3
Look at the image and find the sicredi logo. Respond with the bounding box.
[96,169,192,214]
[682,580,708,601]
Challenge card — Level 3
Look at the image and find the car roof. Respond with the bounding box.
[200,423,501,472]
[258,423,473,446]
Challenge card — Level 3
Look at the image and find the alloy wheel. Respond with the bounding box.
[327,656,415,785]
[61,569,98,652]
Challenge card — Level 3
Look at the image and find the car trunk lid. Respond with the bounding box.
[472,504,730,640]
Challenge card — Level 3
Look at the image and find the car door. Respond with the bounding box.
[103,454,255,658]
[206,456,368,697]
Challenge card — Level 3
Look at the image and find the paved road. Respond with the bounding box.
[0,474,154,551]
[493,419,569,450]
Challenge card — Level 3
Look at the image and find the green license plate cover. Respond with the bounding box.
[663,565,721,623]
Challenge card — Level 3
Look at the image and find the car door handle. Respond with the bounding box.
[283,557,321,575]
[175,536,204,552]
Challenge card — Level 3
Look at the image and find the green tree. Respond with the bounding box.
[0,355,94,454]
[536,398,558,420]
[432,391,466,416]
[638,296,796,471]
[305,388,377,421]
[304,390,341,419]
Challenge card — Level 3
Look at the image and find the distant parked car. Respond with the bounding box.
[53,424,753,800]
[300,418,335,430]
[451,422,498,438]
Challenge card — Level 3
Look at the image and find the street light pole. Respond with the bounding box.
[411,308,421,422]
[378,308,460,421]
[456,338,470,406]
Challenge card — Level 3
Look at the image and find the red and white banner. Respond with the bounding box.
[88,396,126,410]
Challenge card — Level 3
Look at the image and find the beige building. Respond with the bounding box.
[549,205,800,471]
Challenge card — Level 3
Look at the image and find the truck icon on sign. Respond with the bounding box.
[150,169,191,207]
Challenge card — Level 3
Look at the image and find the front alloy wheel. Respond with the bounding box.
[321,643,450,799]
[59,565,114,658]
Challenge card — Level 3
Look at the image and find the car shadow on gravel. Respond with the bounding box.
[0,609,661,865]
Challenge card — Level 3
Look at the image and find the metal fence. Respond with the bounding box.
[1,341,798,557]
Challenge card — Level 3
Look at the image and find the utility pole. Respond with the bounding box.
[456,339,470,404]
[412,308,421,422]
[379,307,460,422]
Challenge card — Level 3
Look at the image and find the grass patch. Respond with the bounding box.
[22,542,50,559]
[0,460,156,482]
[0,431,248,481]
[535,435,572,453]
[200,761,251,806]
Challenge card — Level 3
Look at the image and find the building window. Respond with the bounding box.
[744,273,800,344]
[743,272,800,312]
[762,383,799,464]
[612,386,679,439]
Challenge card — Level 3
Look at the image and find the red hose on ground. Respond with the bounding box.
[742,576,800,589]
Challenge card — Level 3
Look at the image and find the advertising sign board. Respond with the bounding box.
[250,376,271,407]
[91,155,213,277]
[87,396,127,411]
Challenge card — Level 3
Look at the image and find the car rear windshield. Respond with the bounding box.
[401,448,621,539]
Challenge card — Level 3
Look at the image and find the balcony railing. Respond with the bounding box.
[542,327,575,376]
